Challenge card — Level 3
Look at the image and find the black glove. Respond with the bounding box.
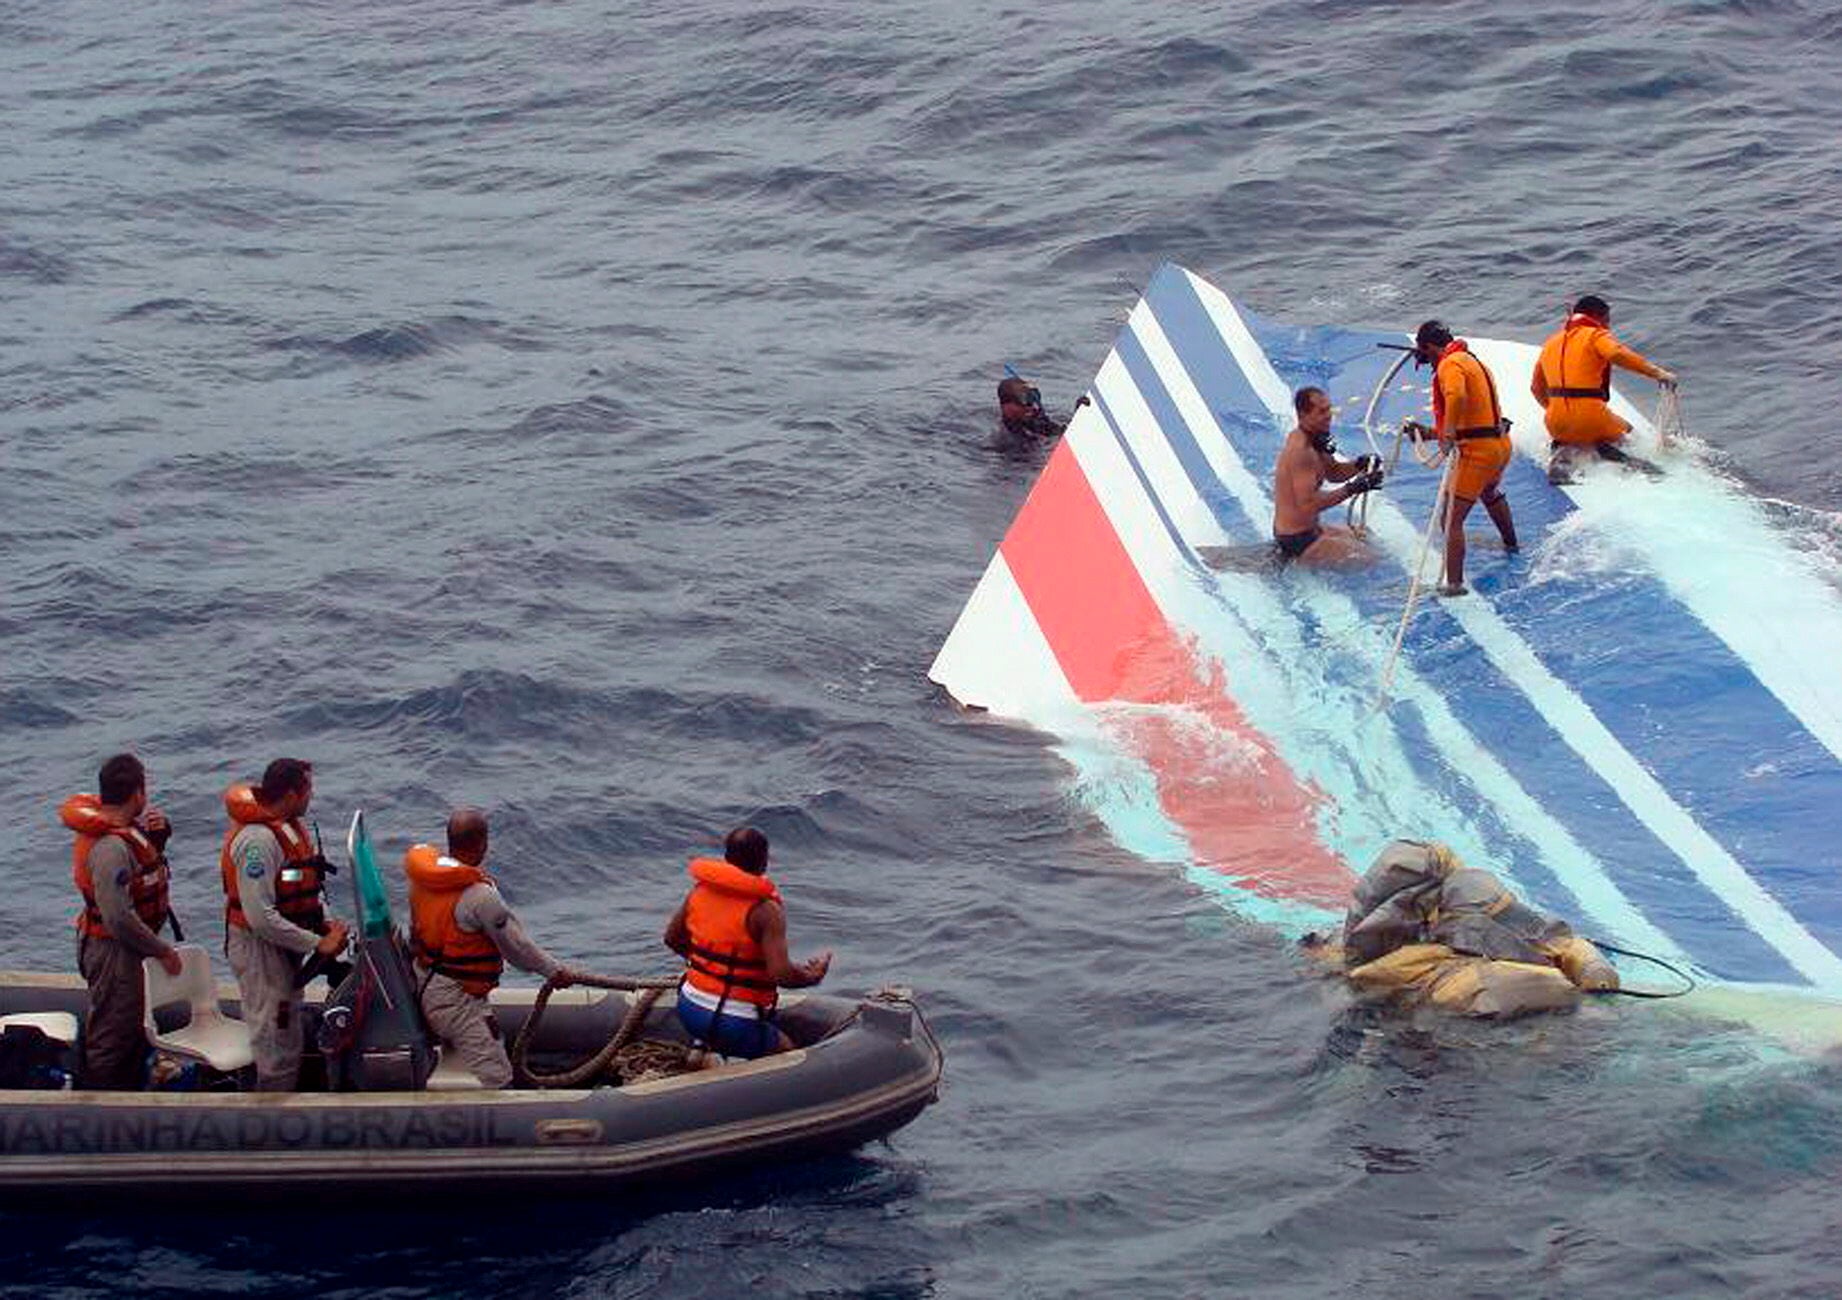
[1353,453,1381,474]
[1347,467,1385,495]
[146,822,172,853]
[1400,420,1431,440]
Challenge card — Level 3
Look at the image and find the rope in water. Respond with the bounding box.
[1584,939,1697,999]
[509,970,681,1089]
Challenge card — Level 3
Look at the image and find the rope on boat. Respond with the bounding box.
[509,970,682,1089]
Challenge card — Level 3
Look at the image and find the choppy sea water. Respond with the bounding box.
[4,1,1841,1295]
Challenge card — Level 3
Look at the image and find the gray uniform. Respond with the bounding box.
[225,823,323,1091]
[416,882,562,1089]
[77,835,174,1090]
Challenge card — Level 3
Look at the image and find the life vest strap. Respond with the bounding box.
[686,955,777,992]
[1550,385,1610,399]
[686,940,767,971]
[1453,426,1505,441]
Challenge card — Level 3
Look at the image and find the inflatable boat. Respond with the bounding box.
[0,814,942,1198]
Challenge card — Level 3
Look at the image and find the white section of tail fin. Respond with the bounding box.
[928,552,1075,717]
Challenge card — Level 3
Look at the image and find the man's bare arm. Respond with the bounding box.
[749,900,830,988]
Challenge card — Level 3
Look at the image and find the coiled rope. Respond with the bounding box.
[509,970,682,1089]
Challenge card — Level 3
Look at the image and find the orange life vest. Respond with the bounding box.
[1431,340,1505,440]
[219,784,326,933]
[404,843,504,997]
[680,857,781,1010]
[1538,314,1615,402]
[63,794,170,941]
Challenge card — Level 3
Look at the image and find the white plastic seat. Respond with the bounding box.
[141,943,255,1073]
[424,1045,486,1092]
[0,1012,79,1046]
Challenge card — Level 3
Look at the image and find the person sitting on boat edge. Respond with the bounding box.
[405,807,579,1089]
[1531,294,1677,484]
[62,752,184,1090]
[998,375,1088,441]
[221,758,349,1091]
[663,826,831,1059]
[1271,385,1384,563]
[1408,319,1520,597]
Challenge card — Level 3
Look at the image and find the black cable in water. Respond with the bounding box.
[1584,938,1696,999]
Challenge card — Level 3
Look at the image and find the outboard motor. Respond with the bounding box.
[321,810,434,1091]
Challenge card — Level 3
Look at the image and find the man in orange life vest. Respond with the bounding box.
[221,758,349,1090]
[1532,294,1677,484]
[62,752,184,1090]
[405,807,578,1089]
[1411,320,1519,596]
[663,827,831,1059]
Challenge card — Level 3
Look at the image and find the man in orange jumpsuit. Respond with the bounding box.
[1532,294,1677,484]
[1414,320,1518,597]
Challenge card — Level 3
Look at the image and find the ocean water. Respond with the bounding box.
[4,1,1841,1295]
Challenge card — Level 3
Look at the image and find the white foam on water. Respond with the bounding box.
[1475,336,1842,767]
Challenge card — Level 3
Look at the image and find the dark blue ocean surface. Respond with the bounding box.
[4,1,1841,1295]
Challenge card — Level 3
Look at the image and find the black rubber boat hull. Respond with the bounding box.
[0,975,942,1199]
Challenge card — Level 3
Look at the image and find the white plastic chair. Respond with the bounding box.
[141,943,255,1073]
[0,1012,79,1046]
[424,1046,486,1092]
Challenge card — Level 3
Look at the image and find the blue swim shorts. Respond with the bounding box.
[675,996,782,1060]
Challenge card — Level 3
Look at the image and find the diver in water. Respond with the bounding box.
[1531,294,1677,484]
[1271,386,1383,562]
[998,375,1086,440]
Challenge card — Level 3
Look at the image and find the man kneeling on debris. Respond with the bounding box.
[1330,840,1618,1016]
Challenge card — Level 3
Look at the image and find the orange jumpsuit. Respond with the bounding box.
[1534,314,1664,446]
[1434,344,1511,502]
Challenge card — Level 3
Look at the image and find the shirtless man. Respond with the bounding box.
[1271,386,1384,562]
